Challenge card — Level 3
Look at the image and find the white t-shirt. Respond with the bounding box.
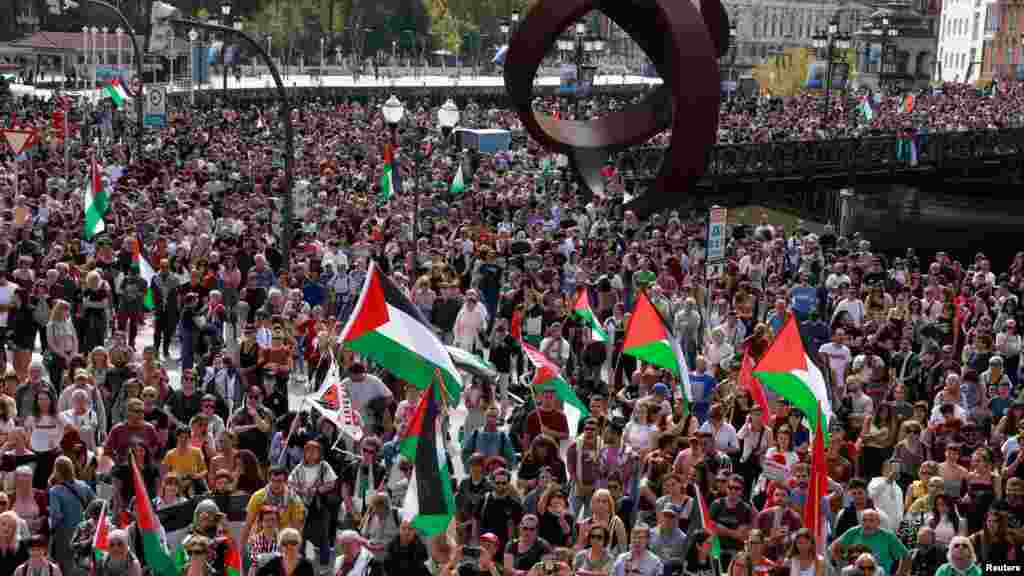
[0,283,12,327]
[289,461,339,505]
[345,374,392,412]
[818,343,852,387]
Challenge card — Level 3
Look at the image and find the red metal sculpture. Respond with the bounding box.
[503,0,730,216]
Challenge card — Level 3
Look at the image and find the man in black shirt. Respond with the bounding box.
[709,473,755,568]
[475,467,523,554]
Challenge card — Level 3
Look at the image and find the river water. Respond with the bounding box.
[843,183,1022,267]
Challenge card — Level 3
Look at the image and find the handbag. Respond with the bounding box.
[314,461,343,512]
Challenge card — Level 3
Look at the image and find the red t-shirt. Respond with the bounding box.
[525,408,570,439]
[104,422,162,464]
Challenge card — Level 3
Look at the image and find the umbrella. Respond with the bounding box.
[493,45,508,66]
[446,345,498,382]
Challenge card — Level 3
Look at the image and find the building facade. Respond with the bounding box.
[982,0,1024,81]
[937,0,990,82]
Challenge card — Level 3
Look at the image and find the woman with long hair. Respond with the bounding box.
[904,461,940,512]
[235,449,265,494]
[48,455,95,576]
[360,491,399,562]
[575,489,628,557]
[959,447,1000,535]
[785,528,827,576]
[45,299,77,394]
[860,402,897,481]
[517,434,567,493]
[25,388,63,489]
[623,401,658,455]
[573,524,613,576]
[927,494,966,546]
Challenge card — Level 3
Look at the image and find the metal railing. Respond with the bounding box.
[614,128,1024,180]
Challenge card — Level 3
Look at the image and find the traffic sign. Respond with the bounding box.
[707,206,727,263]
[144,86,166,128]
[1,129,38,156]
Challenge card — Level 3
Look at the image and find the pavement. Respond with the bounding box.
[12,72,663,101]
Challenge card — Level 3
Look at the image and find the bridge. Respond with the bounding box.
[613,128,1024,219]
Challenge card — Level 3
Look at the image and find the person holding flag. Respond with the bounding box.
[97,529,145,576]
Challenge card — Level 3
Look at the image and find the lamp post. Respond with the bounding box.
[221,1,232,93]
[381,95,411,264]
[812,18,851,117]
[82,27,89,89]
[438,97,460,150]
[871,16,899,90]
[335,45,342,66]
[727,24,737,97]
[115,27,123,68]
[320,37,326,71]
[102,26,108,69]
[189,28,199,104]
[169,28,175,87]
[500,22,510,45]
[90,27,98,93]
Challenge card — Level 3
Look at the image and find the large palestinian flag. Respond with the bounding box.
[752,315,831,441]
[92,499,110,564]
[622,290,693,417]
[399,375,455,536]
[340,261,462,402]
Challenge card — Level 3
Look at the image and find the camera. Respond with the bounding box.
[462,546,481,560]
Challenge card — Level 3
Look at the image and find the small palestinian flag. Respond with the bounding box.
[132,236,156,310]
[399,372,455,536]
[133,454,178,576]
[622,290,692,418]
[572,288,608,343]
[449,164,465,195]
[92,499,110,563]
[695,484,721,559]
[340,261,462,402]
[84,152,107,240]
[378,142,403,205]
[104,79,129,109]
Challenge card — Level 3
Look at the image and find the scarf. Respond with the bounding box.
[354,464,376,515]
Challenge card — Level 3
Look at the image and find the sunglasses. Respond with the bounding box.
[282,540,301,547]
[952,543,970,549]
[519,525,537,531]
[728,485,743,491]
[590,533,604,540]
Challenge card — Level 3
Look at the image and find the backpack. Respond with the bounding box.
[15,561,58,576]
[468,429,506,459]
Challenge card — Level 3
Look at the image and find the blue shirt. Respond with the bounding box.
[49,480,96,530]
[689,373,717,423]
[791,286,818,315]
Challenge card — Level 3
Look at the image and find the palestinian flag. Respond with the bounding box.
[132,454,178,576]
[378,142,402,205]
[132,235,156,310]
[305,380,362,440]
[521,341,589,436]
[92,499,110,563]
[573,288,608,343]
[622,290,693,418]
[224,541,243,576]
[340,261,462,402]
[695,484,721,559]
[739,348,771,423]
[752,315,832,442]
[449,164,465,195]
[104,79,128,109]
[84,152,107,240]
[399,374,455,536]
[805,402,828,555]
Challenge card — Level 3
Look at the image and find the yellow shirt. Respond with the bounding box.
[162,446,208,477]
[247,487,306,530]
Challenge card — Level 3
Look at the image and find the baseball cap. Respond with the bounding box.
[653,383,669,395]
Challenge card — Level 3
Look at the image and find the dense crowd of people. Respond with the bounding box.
[0,86,1018,576]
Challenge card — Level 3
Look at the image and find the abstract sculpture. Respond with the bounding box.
[503,0,731,216]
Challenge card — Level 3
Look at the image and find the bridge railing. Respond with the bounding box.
[614,128,1024,181]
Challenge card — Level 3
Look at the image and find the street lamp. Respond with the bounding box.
[813,18,851,117]
[102,26,108,68]
[220,1,231,94]
[381,95,412,263]
[500,22,510,44]
[90,27,98,91]
[82,26,89,89]
[438,98,460,148]
[189,27,199,103]
[115,27,123,68]
[871,16,899,90]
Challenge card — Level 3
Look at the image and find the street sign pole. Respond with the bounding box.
[703,205,727,350]
[2,128,39,201]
